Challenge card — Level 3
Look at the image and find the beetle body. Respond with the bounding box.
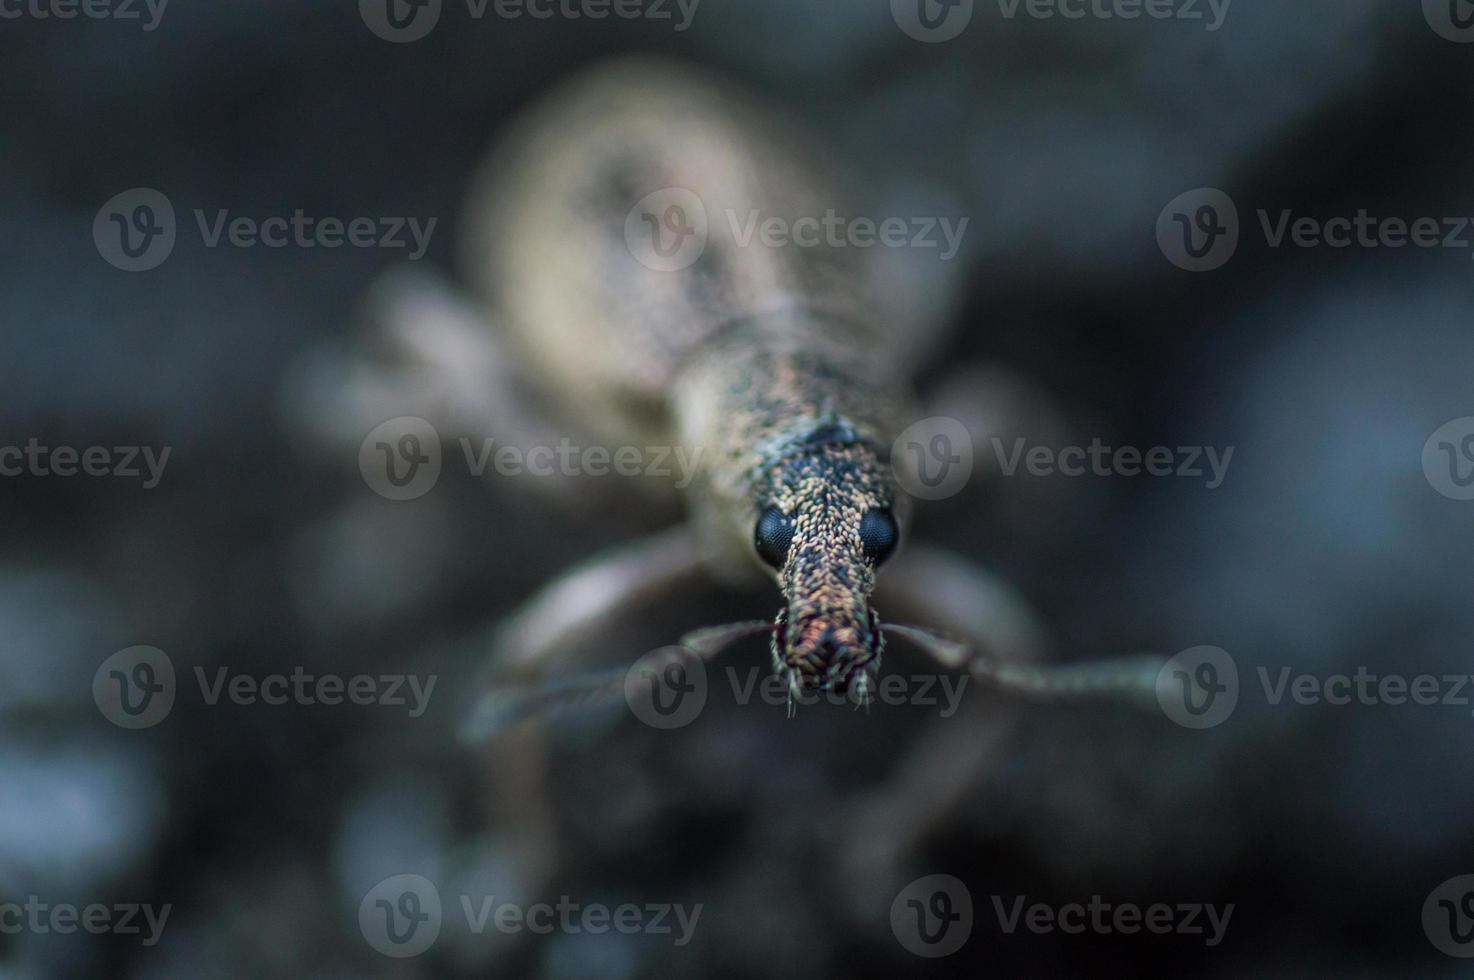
[464,59,917,695]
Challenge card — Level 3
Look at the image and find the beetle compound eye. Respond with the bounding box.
[859,509,899,565]
[754,506,795,568]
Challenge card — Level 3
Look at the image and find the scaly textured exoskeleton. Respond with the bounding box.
[298,54,1170,763]
[293,54,1175,895]
[440,57,1166,724]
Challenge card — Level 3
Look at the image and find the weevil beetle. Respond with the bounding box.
[308,57,1171,734]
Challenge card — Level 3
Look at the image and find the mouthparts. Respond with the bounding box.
[770,605,884,707]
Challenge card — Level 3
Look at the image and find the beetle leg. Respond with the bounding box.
[460,525,723,741]
[841,546,1163,899]
[282,266,591,501]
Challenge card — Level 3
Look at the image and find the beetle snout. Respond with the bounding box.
[777,607,882,698]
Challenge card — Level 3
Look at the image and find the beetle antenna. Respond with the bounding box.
[460,620,772,743]
[881,623,1166,709]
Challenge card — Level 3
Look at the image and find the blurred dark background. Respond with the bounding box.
[4,1,1474,976]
